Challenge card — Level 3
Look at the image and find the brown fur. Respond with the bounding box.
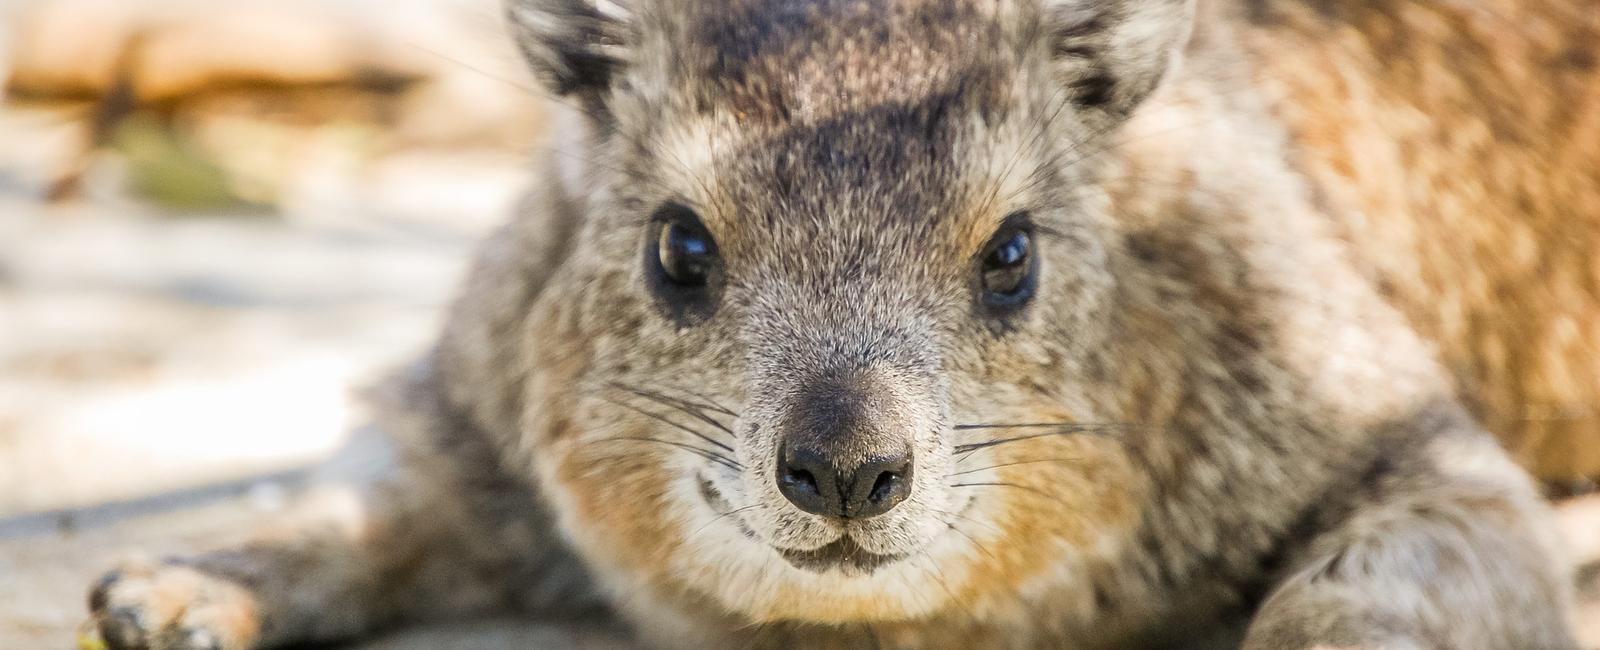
[84,1,1589,648]
[1240,0,1600,482]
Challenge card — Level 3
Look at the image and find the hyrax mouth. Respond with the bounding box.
[779,536,906,575]
[699,474,906,574]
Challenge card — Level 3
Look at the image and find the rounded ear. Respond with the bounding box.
[1041,0,1196,122]
[505,0,635,98]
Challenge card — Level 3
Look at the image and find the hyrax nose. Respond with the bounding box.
[774,375,915,519]
[778,444,913,519]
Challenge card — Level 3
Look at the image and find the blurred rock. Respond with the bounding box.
[0,104,89,196]
[0,3,13,91]
[0,0,537,514]
[2,0,547,206]
[112,113,258,210]
[4,0,140,98]
[4,0,525,101]
[0,192,492,515]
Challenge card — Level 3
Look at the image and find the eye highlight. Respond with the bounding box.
[976,212,1038,312]
[645,201,721,323]
[657,211,716,286]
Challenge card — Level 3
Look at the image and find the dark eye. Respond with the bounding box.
[645,202,721,322]
[977,213,1037,311]
[657,210,717,287]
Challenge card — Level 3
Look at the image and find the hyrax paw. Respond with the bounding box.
[84,561,262,650]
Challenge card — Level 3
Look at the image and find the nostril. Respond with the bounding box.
[843,454,914,519]
[782,467,820,497]
[868,471,901,504]
[777,446,840,517]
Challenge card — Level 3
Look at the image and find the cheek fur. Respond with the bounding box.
[937,395,1146,607]
[549,425,701,590]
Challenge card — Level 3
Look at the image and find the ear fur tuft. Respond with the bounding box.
[1041,0,1196,120]
[506,0,634,98]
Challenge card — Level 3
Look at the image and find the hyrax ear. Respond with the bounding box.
[1040,0,1196,122]
[505,0,635,99]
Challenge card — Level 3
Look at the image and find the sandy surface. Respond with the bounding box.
[0,86,550,645]
[0,184,504,515]
[0,148,638,647]
[0,484,632,649]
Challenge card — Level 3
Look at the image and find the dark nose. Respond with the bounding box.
[773,373,915,519]
[778,443,913,519]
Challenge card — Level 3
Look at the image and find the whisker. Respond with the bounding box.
[606,382,736,437]
[662,385,739,417]
[953,423,1138,454]
[686,503,764,543]
[942,521,999,564]
[913,547,962,607]
[949,481,1060,502]
[929,507,1004,537]
[953,422,1135,430]
[598,393,736,453]
[595,436,743,473]
[929,509,1002,562]
[977,85,1077,218]
[946,457,1084,477]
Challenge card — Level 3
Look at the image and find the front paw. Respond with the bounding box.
[83,561,262,650]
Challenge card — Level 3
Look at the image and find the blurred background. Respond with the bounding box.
[0,0,579,646]
[0,0,1594,647]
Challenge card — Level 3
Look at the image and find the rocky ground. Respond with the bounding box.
[0,0,1595,647]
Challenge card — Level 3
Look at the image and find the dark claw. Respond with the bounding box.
[100,606,149,650]
[88,570,122,613]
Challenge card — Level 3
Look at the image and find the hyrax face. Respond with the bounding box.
[511,0,1191,624]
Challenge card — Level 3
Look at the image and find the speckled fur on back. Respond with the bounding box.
[84,1,1591,649]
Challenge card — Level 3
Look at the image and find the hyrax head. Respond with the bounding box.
[508,0,1193,624]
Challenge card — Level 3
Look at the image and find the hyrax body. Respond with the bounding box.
[86,0,1597,648]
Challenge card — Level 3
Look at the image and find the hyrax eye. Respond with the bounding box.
[977,212,1037,311]
[653,203,718,287]
[644,201,722,324]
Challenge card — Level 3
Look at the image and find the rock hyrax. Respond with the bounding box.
[86,0,1596,648]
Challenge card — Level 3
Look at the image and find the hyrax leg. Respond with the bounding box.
[85,373,604,650]
[1242,432,1578,650]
